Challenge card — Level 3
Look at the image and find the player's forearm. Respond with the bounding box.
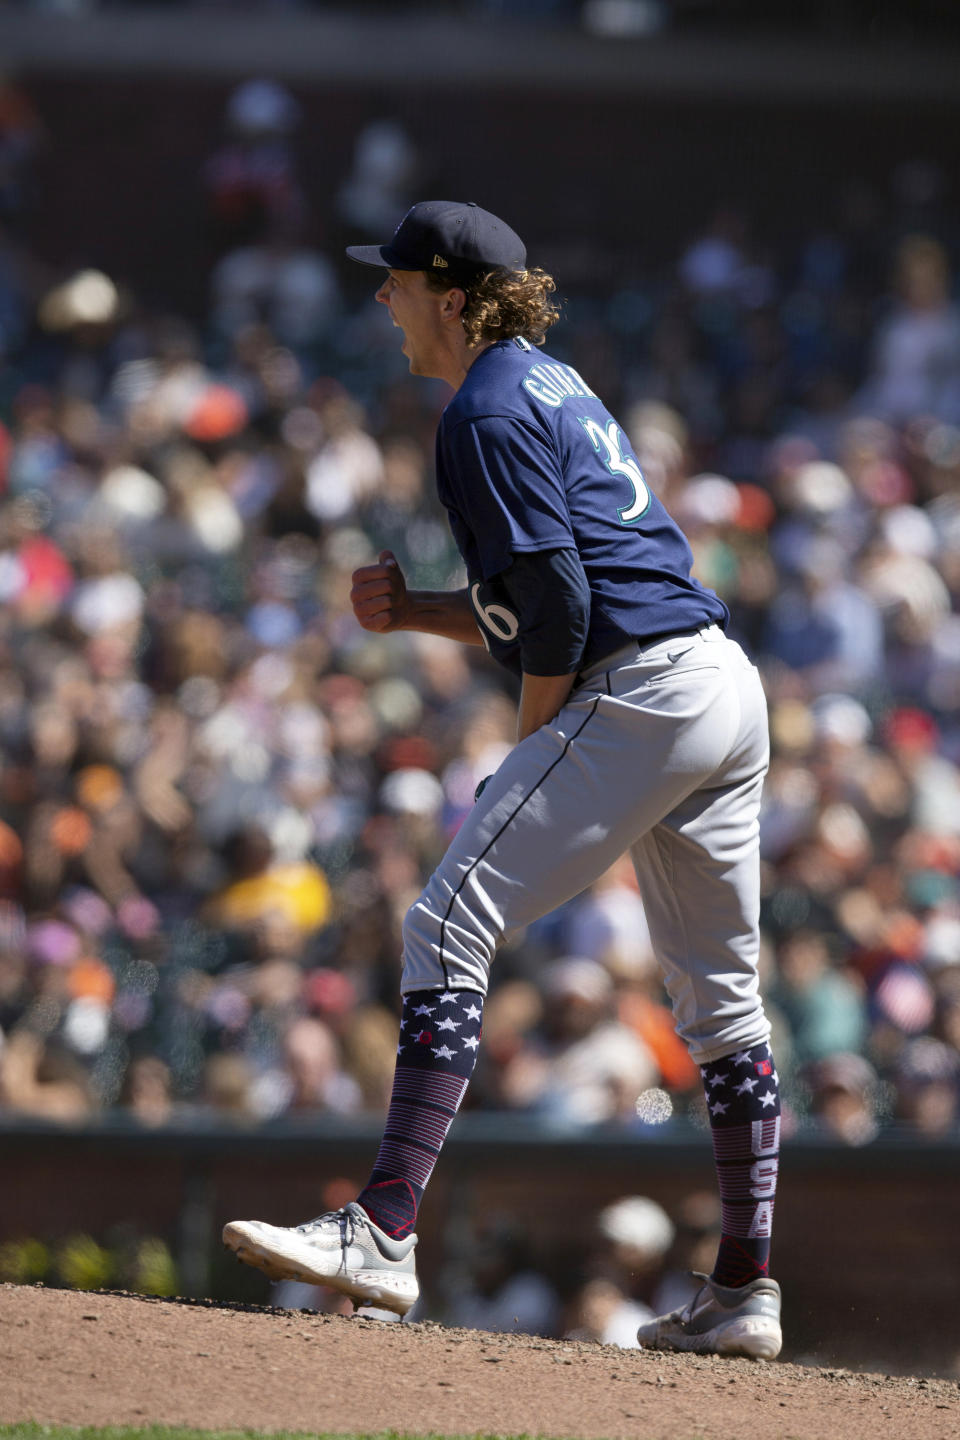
[402,588,485,646]
[517,670,578,742]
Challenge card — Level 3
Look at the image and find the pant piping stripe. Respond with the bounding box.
[437,693,604,984]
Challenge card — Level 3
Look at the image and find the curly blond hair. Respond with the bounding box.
[426,266,560,348]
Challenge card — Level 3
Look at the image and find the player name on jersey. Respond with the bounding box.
[522,362,597,408]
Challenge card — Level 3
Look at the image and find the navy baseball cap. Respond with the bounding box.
[346,200,527,278]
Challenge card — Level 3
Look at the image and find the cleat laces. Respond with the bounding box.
[295,1207,358,1271]
[666,1272,711,1327]
[684,1271,711,1313]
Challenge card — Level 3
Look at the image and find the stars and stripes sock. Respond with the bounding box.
[701,1040,781,1288]
[357,988,484,1240]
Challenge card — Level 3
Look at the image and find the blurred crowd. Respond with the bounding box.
[0,75,958,1150]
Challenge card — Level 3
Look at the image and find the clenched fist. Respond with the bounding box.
[350,550,411,632]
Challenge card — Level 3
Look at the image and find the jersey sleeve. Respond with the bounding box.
[441,415,575,580]
[498,549,591,675]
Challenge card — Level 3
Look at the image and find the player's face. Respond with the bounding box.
[376,269,452,378]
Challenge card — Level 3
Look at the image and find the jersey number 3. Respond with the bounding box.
[580,418,651,525]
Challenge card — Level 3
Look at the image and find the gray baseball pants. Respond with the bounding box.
[401,624,771,1065]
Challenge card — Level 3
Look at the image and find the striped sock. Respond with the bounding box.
[701,1041,781,1288]
[357,988,484,1239]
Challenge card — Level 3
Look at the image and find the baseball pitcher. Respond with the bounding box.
[224,201,782,1361]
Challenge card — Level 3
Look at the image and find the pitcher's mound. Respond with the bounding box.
[1,1283,956,1440]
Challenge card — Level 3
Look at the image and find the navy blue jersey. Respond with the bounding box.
[435,338,728,676]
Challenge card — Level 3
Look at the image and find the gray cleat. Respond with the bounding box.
[637,1272,782,1360]
[223,1201,419,1316]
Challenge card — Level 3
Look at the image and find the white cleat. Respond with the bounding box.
[637,1273,782,1361]
[223,1201,419,1317]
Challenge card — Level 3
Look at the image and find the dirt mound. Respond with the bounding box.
[1,1283,957,1440]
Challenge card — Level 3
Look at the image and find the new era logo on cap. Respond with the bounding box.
[346,200,527,275]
